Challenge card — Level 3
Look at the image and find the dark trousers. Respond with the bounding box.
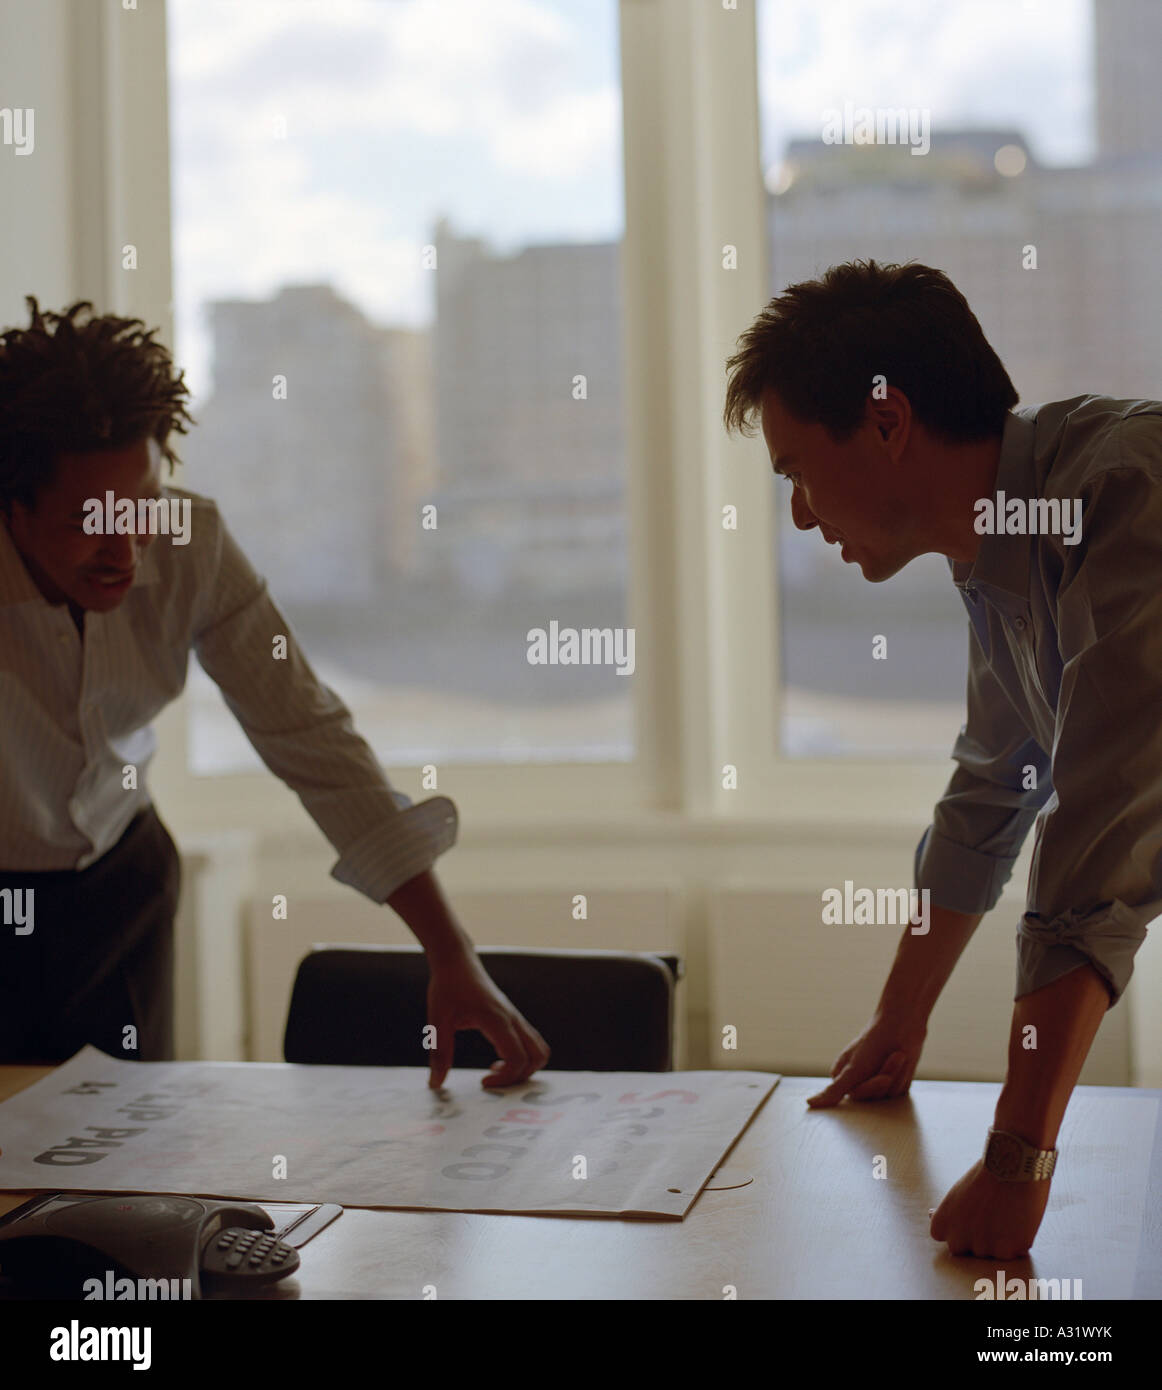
[0,807,181,1064]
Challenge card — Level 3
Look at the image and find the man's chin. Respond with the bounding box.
[80,595,131,613]
[73,577,135,610]
[860,560,891,582]
[852,549,906,583]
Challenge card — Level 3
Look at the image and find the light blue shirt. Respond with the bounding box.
[0,488,457,901]
[915,394,1162,1006]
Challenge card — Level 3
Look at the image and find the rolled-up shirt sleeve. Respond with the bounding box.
[915,625,1054,915]
[1019,458,1162,1005]
[192,509,457,904]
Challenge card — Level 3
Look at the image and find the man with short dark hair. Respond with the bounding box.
[0,296,550,1087]
[725,259,1160,1258]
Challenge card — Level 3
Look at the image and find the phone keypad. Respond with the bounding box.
[202,1226,301,1283]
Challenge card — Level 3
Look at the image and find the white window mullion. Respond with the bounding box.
[620,0,775,817]
[93,0,190,800]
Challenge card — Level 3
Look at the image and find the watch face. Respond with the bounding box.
[988,1132,1025,1179]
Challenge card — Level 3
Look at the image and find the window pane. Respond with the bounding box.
[755,0,1131,758]
[167,0,629,773]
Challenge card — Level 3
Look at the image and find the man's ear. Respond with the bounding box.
[869,387,911,457]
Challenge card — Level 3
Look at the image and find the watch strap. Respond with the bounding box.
[984,1127,1057,1181]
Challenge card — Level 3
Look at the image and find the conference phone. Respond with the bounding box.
[0,1192,339,1299]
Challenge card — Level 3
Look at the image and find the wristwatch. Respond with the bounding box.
[983,1128,1057,1181]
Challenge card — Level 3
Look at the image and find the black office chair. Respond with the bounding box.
[283,944,683,1071]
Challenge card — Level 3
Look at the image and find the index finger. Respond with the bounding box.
[808,1051,906,1108]
[807,1062,861,1108]
[427,1014,453,1090]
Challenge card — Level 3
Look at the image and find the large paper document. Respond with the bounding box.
[0,1047,778,1218]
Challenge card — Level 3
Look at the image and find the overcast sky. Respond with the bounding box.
[168,0,1091,398]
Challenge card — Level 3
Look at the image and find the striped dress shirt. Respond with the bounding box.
[0,487,457,901]
[914,394,1162,1006]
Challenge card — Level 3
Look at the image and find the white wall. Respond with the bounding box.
[0,0,79,323]
[221,816,1130,1082]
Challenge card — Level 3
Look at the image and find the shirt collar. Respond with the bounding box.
[0,508,160,609]
[949,406,1039,603]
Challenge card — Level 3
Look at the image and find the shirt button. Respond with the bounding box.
[1014,617,1027,631]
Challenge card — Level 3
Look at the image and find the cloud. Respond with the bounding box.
[758,0,1090,167]
[170,0,618,173]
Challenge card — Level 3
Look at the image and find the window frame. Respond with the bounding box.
[86,0,952,837]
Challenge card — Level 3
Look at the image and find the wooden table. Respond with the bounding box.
[1,1066,1158,1299]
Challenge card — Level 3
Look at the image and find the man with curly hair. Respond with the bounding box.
[0,296,549,1088]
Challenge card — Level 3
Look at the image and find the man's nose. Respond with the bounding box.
[98,533,139,570]
[789,489,819,532]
